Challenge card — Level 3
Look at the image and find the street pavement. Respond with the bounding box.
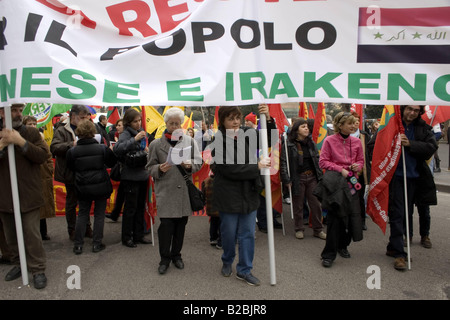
[1,143,449,304]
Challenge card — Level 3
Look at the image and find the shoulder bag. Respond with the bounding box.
[176,165,206,212]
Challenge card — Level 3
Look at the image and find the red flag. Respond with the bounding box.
[312,103,325,144]
[267,103,290,214]
[298,102,308,119]
[422,105,450,126]
[366,105,403,234]
[145,178,157,229]
[351,103,364,130]
[106,107,120,127]
[269,103,290,132]
[308,104,315,119]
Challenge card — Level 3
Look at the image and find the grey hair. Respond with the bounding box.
[69,104,89,117]
[164,107,185,123]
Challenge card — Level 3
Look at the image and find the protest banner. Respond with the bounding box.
[1,0,450,107]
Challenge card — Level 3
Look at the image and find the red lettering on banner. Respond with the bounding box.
[106,1,158,37]
[155,0,190,33]
[106,0,190,37]
[35,0,97,29]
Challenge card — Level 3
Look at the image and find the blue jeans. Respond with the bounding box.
[219,210,256,275]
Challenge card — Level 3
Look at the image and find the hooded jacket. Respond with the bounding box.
[66,138,117,200]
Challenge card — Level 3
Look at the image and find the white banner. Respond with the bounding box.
[1,0,450,107]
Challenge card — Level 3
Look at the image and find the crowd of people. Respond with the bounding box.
[0,103,442,289]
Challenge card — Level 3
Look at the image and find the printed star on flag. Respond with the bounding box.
[412,32,422,39]
[373,32,383,39]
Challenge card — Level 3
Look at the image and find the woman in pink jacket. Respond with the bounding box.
[319,111,364,268]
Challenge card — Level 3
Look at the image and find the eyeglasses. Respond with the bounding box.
[405,106,421,114]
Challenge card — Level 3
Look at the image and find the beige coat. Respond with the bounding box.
[146,135,202,218]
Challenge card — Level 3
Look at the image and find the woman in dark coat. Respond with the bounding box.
[280,118,325,240]
[67,120,116,254]
[113,108,151,248]
[211,104,275,286]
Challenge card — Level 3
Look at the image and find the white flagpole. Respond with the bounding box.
[283,132,294,220]
[259,113,276,285]
[4,106,29,286]
[401,145,411,270]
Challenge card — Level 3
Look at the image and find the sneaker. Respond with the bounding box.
[338,249,351,258]
[283,197,291,204]
[73,246,82,255]
[420,236,432,249]
[33,273,47,289]
[394,257,407,271]
[322,259,333,268]
[295,231,304,239]
[92,243,106,253]
[236,273,260,286]
[314,231,327,240]
[221,264,232,277]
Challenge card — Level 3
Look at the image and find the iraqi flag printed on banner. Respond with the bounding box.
[357,7,450,64]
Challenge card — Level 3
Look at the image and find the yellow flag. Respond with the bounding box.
[42,122,53,147]
[182,112,193,130]
[143,106,164,134]
[155,123,166,139]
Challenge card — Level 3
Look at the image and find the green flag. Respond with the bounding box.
[23,103,72,128]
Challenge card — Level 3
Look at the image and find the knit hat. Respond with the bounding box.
[245,112,257,125]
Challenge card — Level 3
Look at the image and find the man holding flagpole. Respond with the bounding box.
[0,104,49,289]
[387,105,437,271]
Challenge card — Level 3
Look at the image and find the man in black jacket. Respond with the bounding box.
[96,114,110,146]
[387,105,437,271]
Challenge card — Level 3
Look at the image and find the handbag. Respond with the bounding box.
[125,150,148,168]
[176,165,206,211]
[110,162,121,181]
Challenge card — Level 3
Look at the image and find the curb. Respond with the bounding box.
[436,183,450,194]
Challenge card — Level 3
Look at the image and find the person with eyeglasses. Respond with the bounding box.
[386,105,437,271]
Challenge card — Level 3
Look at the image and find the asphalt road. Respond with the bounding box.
[1,143,449,307]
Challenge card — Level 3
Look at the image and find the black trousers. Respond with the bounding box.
[65,184,78,234]
[387,175,417,258]
[121,180,147,243]
[75,198,107,247]
[158,217,188,266]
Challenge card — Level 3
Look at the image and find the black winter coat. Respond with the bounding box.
[211,121,276,214]
[313,170,363,241]
[67,138,117,200]
[390,118,438,206]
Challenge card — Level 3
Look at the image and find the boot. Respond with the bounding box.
[434,159,441,172]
